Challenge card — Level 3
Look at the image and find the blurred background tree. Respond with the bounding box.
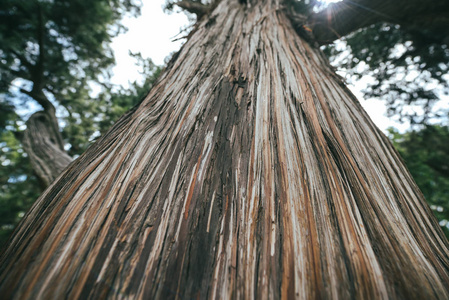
[324,23,449,124]
[0,0,143,186]
[0,54,161,249]
[0,0,163,248]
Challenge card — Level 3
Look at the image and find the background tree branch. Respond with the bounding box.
[174,1,210,19]
[308,0,449,45]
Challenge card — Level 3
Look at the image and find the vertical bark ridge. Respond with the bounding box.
[1,0,448,299]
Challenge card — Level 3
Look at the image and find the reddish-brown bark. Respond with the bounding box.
[1,0,448,299]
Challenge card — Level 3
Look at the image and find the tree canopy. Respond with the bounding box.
[318,0,449,124]
[0,0,144,188]
[0,0,140,106]
[0,55,162,249]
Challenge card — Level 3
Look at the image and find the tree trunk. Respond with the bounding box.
[1,0,448,299]
[22,109,72,187]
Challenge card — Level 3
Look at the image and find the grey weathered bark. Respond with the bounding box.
[307,0,449,44]
[22,109,72,187]
[1,0,449,299]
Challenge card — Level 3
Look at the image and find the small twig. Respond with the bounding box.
[171,35,190,42]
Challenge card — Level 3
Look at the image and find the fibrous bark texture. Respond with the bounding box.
[1,0,449,299]
[22,110,72,187]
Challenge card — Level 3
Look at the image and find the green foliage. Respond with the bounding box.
[0,0,141,99]
[0,100,15,132]
[388,125,449,238]
[0,116,41,250]
[96,53,162,137]
[0,0,144,156]
[0,55,162,247]
[325,23,449,124]
[0,0,152,248]
[61,54,162,157]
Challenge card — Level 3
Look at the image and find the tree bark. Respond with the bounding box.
[1,0,449,299]
[22,109,72,187]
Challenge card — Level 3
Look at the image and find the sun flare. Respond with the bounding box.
[320,0,342,4]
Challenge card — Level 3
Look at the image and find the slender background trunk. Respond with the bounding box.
[17,2,73,189]
[1,0,448,299]
[22,109,72,187]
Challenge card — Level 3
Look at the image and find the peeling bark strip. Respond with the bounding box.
[22,110,72,187]
[1,0,449,299]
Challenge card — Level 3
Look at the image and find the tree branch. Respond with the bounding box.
[20,88,55,112]
[307,0,449,45]
[175,1,210,19]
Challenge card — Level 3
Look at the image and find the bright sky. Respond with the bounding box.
[110,0,407,133]
[110,1,189,85]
